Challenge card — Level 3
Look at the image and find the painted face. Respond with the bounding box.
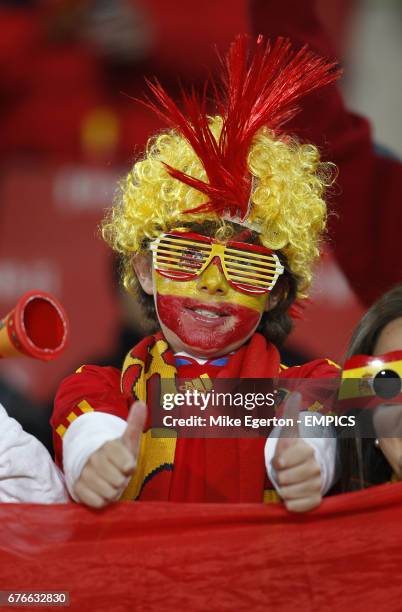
[151,232,280,358]
[372,318,402,474]
[339,317,402,406]
[340,350,402,403]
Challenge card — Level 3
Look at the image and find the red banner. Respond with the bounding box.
[1,484,401,611]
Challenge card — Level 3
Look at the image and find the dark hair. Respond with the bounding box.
[340,283,402,491]
[346,284,402,358]
[129,219,299,347]
[257,265,297,347]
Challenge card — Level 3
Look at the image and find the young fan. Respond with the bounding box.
[52,35,340,510]
[339,283,402,490]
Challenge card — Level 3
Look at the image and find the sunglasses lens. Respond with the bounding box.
[224,246,282,293]
[152,234,211,279]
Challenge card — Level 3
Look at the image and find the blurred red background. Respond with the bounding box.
[0,0,374,408]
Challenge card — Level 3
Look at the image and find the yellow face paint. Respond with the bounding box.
[155,261,268,313]
[154,258,271,357]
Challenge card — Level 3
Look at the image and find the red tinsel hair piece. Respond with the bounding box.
[144,34,340,221]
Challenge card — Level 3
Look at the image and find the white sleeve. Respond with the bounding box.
[264,412,337,496]
[0,403,68,504]
[62,411,127,501]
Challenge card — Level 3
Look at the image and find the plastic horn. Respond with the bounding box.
[0,291,69,361]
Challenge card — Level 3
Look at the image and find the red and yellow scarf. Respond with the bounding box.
[120,332,281,503]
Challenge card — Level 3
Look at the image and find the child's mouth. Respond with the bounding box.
[192,309,221,319]
[185,303,230,322]
[156,294,261,352]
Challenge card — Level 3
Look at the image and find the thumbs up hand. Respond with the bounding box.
[73,401,147,508]
[271,393,322,512]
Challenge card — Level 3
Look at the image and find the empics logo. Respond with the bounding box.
[304,415,355,427]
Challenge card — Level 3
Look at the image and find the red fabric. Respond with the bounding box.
[1,484,402,611]
[168,335,281,502]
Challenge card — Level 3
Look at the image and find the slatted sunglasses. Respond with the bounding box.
[150,232,284,294]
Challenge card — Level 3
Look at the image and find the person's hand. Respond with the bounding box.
[73,401,147,508]
[272,393,322,512]
[373,404,402,479]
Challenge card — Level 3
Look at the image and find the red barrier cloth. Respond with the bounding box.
[1,484,402,611]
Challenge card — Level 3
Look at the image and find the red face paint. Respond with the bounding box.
[156,294,260,352]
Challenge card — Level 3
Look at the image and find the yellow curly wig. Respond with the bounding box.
[102,116,333,299]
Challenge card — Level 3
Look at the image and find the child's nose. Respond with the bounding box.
[197,257,229,296]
